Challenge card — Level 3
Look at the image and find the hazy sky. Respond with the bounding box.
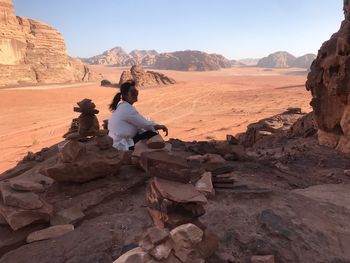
[14,0,343,59]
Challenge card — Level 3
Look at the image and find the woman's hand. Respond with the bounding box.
[154,124,168,136]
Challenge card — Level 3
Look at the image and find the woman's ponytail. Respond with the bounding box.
[109,81,136,111]
[109,92,122,111]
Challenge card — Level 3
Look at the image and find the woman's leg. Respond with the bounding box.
[133,130,158,145]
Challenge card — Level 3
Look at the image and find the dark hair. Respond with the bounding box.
[109,80,136,111]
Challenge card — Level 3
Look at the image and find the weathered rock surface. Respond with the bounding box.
[0,183,43,210]
[237,108,309,147]
[251,255,275,263]
[50,207,85,226]
[119,65,176,87]
[44,140,124,183]
[140,151,194,183]
[0,0,97,87]
[306,0,350,153]
[26,225,74,243]
[0,199,52,231]
[9,180,44,193]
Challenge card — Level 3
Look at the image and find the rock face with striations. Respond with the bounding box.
[306,0,350,153]
[0,0,97,87]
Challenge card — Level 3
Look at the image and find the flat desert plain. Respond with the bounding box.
[0,66,311,173]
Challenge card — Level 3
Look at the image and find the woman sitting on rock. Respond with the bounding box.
[108,80,168,151]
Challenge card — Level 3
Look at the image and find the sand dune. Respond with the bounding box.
[0,66,311,173]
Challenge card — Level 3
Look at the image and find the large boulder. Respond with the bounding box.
[306,0,350,153]
[44,139,124,183]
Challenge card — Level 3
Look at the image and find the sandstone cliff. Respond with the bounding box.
[0,0,97,87]
[306,0,350,153]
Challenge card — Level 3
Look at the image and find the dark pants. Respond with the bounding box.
[129,130,158,150]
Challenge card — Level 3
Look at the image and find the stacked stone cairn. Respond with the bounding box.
[44,98,124,183]
[0,98,124,246]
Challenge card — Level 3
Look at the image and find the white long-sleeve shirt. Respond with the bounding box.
[108,101,155,151]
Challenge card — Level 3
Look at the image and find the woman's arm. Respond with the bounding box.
[126,107,168,136]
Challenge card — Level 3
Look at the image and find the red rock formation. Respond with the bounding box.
[0,0,97,87]
[119,65,176,87]
[306,0,350,152]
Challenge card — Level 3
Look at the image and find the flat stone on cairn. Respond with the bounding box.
[64,99,101,140]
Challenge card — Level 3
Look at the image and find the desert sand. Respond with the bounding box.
[0,66,311,173]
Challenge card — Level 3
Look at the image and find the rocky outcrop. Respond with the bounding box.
[119,65,176,87]
[257,51,296,68]
[0,0,98,87]
[153,50,232,71]
[237,108,314,148]
[306,0,350,153]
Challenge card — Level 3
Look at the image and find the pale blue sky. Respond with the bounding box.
[13,0,343,59]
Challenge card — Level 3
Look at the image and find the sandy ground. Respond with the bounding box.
[0,66,311,173]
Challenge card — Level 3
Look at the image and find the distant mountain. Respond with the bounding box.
[81,48,232,71]
[291,53,316,69]
[231,60,246,66]
[238,58,260,66]
[81,47,134,66]
[129,50,159,66]
[153,50,232,71]
[257,51,296,68]
[257,51,316,69]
